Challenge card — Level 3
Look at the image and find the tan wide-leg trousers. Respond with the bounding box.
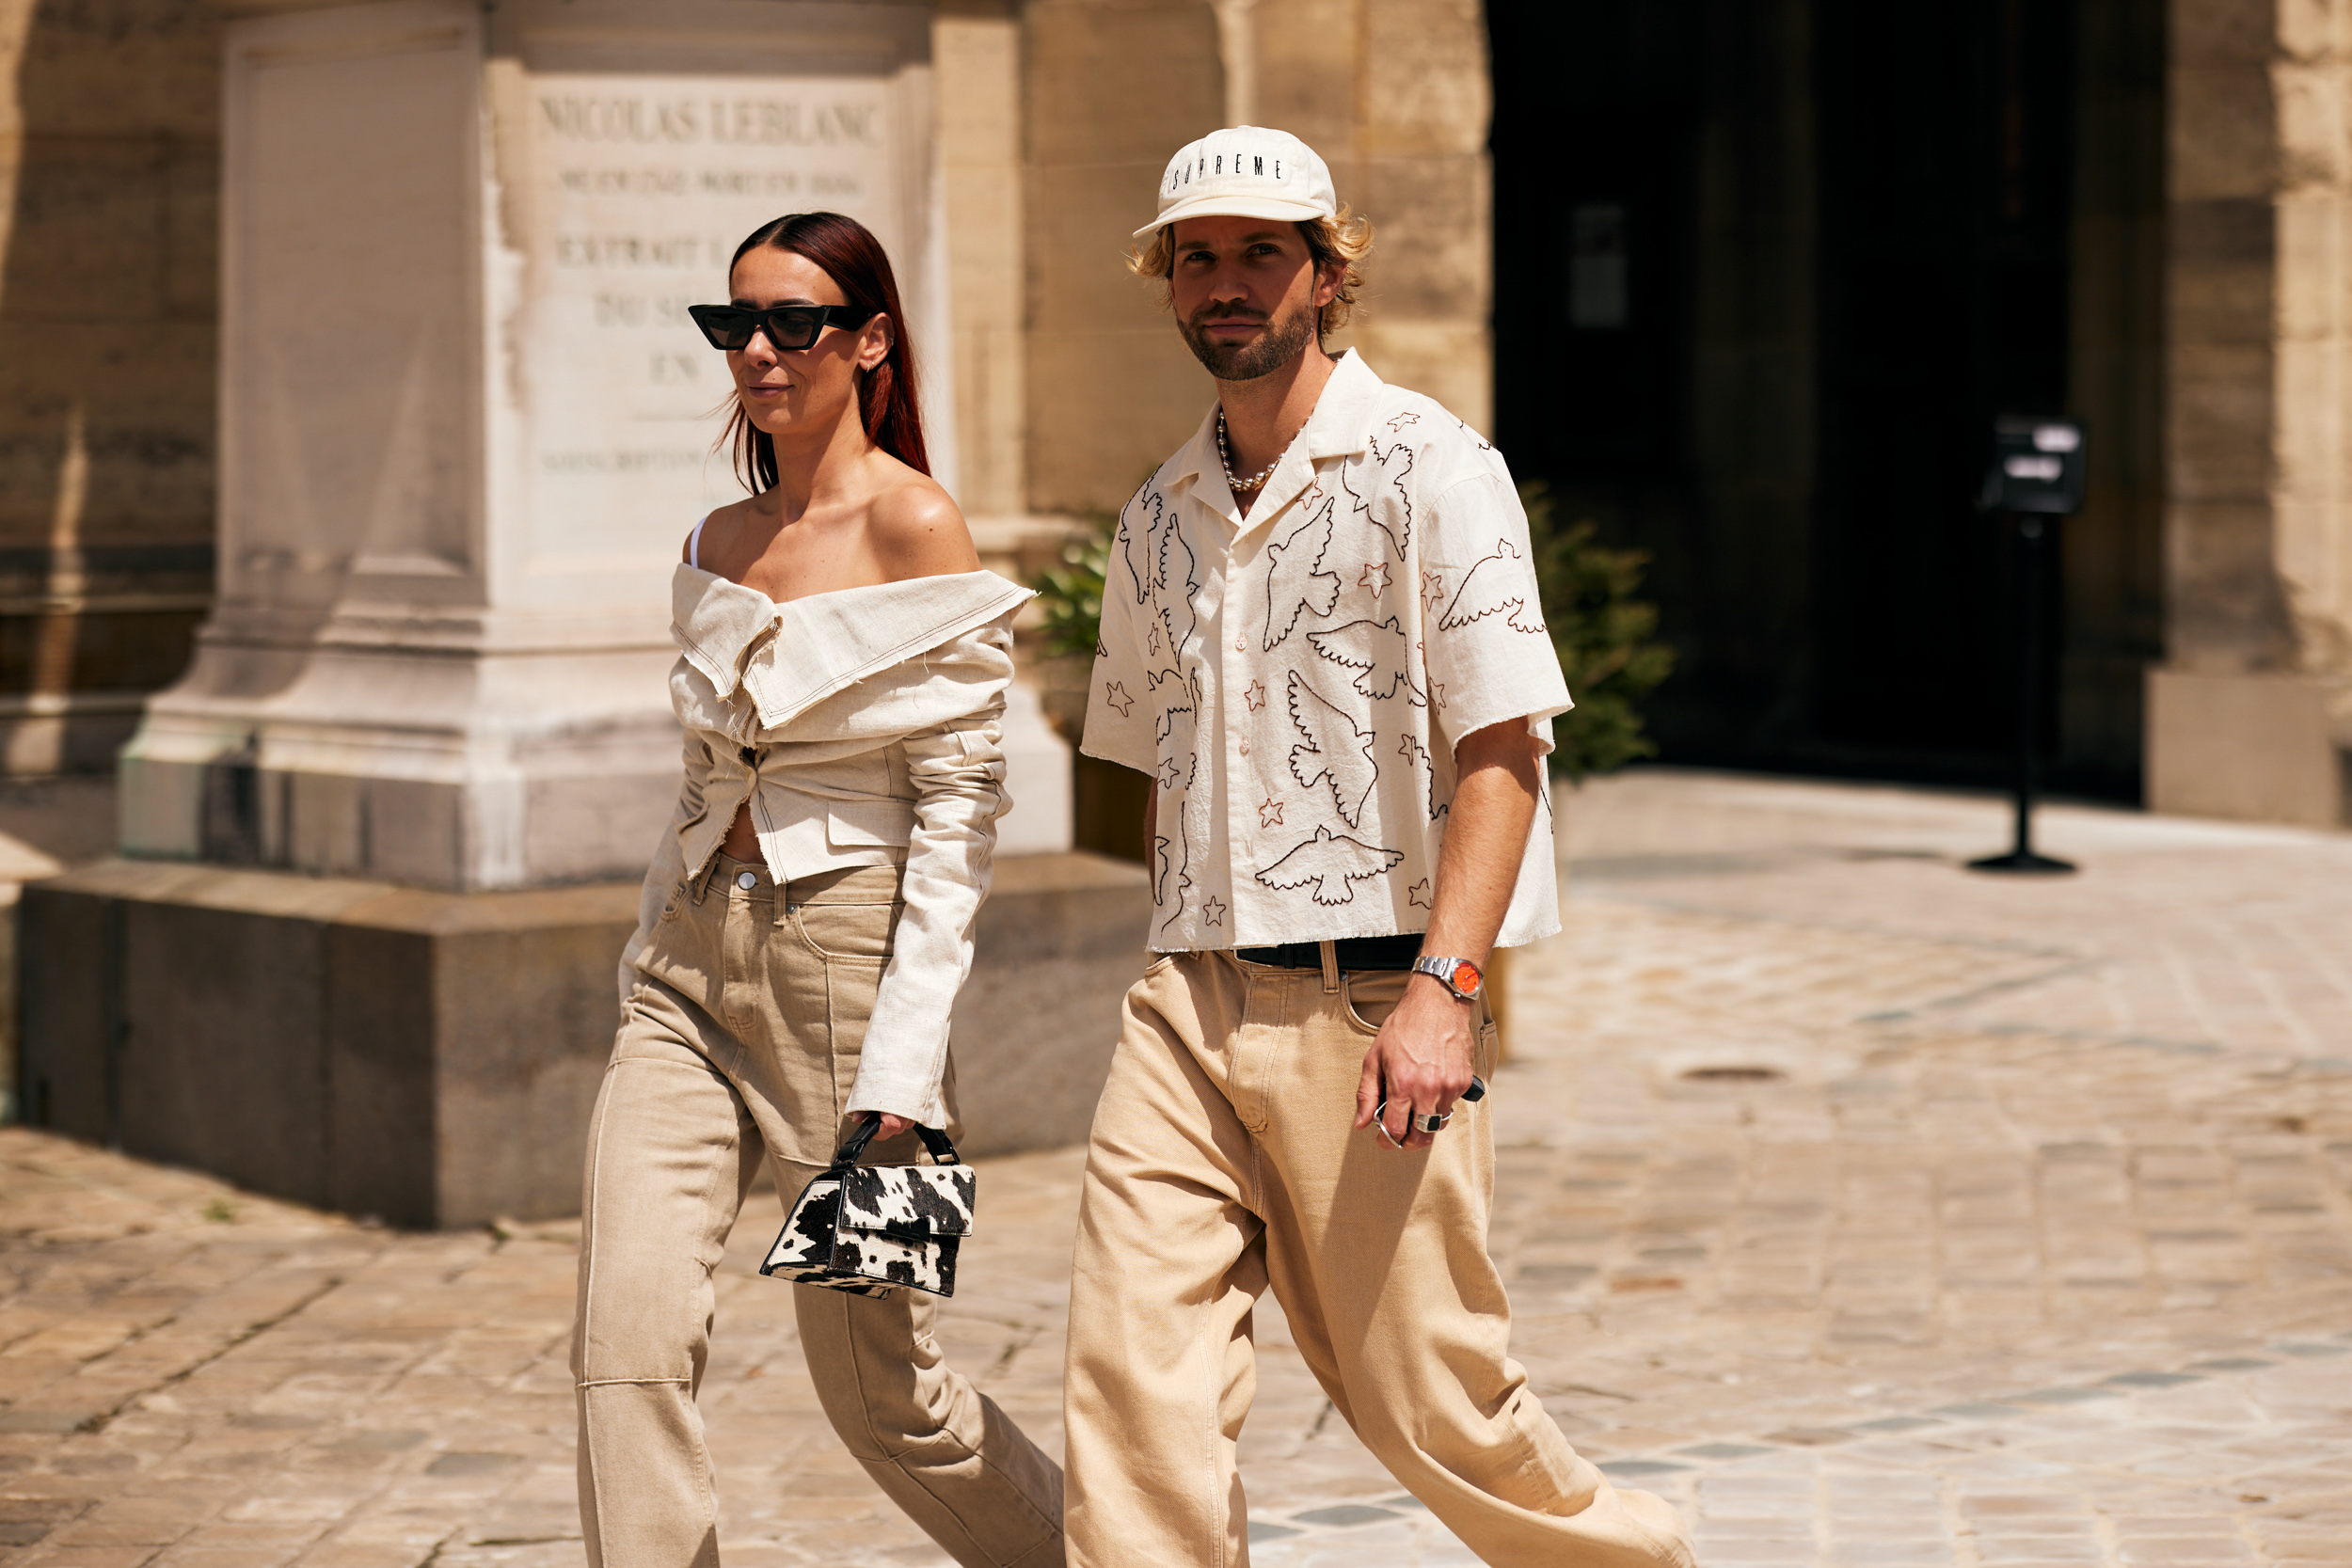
[573,856,1064,1568]
[1064,950,1694,1568]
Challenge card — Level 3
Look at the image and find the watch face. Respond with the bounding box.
[1450,960,1482,997]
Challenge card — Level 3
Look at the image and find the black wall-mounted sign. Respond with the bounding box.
[1980,416,2087,515]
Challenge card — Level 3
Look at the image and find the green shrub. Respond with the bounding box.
[1029,510,1117,662]
[1521,482,1675,782]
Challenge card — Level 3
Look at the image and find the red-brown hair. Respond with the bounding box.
[720,211,930,491]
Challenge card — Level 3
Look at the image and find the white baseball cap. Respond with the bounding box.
[1134,125,1337,242]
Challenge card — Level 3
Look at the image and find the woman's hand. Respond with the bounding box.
[866,1112,914,1140]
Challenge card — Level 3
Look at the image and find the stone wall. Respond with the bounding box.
[1020,0,1496,517]
[2154,0,2352,824]
[0,1,220,776]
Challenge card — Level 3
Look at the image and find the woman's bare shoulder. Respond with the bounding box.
[685,498,758,565]
[867,468,981,578]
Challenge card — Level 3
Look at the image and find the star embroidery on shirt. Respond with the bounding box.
[1245,678,1268,712]
[1426,679,1446,709]
[1104,681,1136,718]
[1302,480,1327,508]
[1422,569,1445,614]
[1259,796,1285,829]
[1202,894,1228,927]
[1158,755,1184,788]
[1408,879,1433,909]
[1359,561,1391,598]
[1385,412,1422,433]
[1147,622,1161,656]
[1398,733,1428,767]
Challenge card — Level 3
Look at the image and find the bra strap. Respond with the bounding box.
[688,513,708,570]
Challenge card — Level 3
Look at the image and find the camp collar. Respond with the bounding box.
[672,566,1032,728]
[1168,349,1388,533]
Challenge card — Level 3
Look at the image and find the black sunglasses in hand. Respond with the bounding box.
[687,302,878,353]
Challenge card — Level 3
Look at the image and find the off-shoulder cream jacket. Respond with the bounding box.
[621,564,1036,1128]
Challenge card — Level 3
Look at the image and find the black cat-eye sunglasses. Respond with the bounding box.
[686,303,877,353]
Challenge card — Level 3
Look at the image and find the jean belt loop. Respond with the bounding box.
[690,852,722,906]
[1319,940,1340,993]
[771,869,791,927]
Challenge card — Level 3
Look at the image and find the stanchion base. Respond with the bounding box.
[1965,850,2076,876]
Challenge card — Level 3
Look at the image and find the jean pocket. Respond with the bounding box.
[1341,970,1410,1037]
[791,899,903,962]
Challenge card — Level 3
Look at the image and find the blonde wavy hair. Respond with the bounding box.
[1128,205,1375,339]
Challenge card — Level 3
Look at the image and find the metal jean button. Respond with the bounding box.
[737,870,758,890]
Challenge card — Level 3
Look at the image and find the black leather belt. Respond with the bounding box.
[1234,935,1422,972]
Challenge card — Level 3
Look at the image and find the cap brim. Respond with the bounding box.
[1132,194,1333,243]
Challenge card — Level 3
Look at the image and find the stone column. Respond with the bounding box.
[119,0,953,890]
[18,0,1120,1227]
[2153,0,2352,825]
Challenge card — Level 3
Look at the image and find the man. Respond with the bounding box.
[1065,125,1697,1567]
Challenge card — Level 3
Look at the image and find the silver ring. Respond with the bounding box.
[1375,1100,1450,1143]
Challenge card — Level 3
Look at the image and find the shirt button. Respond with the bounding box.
[1239,740,1250,755]
[737,870,758,890]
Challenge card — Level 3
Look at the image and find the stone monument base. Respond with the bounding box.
[19,851,1147,1228]
[2146,667,2350,828]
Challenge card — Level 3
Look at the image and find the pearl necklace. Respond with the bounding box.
[1216,408,1289,493]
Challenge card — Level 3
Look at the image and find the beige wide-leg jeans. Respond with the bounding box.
[1064,950,1694,1568]
[574,856,1064,1568]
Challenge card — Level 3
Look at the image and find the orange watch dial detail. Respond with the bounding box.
[1451,960,1483,996]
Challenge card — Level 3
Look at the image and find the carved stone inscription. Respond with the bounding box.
[521,73,901,561]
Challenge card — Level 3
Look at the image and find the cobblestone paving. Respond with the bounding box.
[4,770,2350,1566]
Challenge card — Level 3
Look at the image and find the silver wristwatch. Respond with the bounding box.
[1410,954,1484,1002]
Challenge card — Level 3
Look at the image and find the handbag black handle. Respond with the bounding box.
[828,1116,961,1169]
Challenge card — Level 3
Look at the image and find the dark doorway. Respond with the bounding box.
[1489,0,1826,774]
[1811,0,2076,763]
[1489,0,2156,799]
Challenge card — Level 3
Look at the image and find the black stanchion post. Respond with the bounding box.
[1968,417,2084,878]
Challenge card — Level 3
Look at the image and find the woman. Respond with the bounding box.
[572,211,1064,1568]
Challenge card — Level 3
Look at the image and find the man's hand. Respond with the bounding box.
[1353,976,1478,1151]
[864,1112,915,1140]
[1349,716,1538,1153]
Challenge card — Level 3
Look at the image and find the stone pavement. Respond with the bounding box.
[4,768,2351,1566]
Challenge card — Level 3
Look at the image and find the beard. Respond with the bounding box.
[1178,296,1320,381]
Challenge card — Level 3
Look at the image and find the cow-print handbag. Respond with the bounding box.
[760,1117,976,1298]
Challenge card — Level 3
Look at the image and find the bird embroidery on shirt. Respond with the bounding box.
[1306,617,1425,703]
[1345,436,1417,562]
[1120,486,1163,605]
[1286,672,1379,827]
[1438,538,1547,634]
[1155,512,1200,675]
[1397,732,1446,821]
[1256,825,1405,907]
[1263,498,1343,651]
